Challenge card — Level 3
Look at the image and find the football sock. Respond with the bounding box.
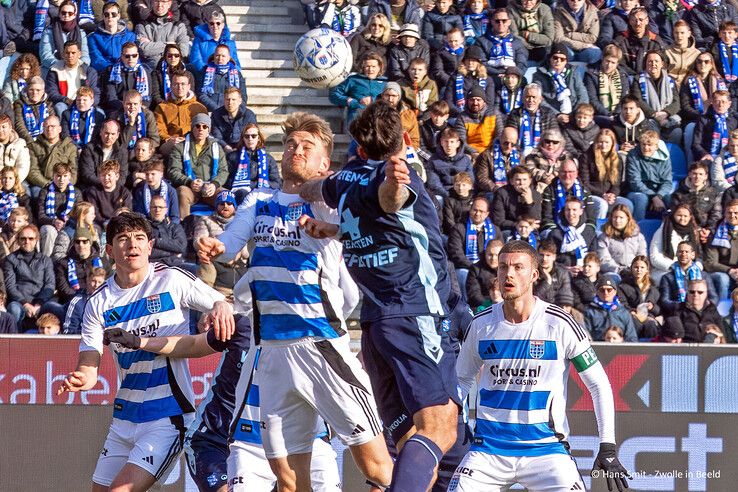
[389,434,443,492]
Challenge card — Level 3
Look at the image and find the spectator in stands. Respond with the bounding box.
[0,290,17,333]
[101,42,152,113]
[87,1,136,73]
[548,196,597,274]
[523,127,570,193]
[599,0,646,48]
[624,130,672,221]
[492,66,524,126]
[425,127,472,199]
[418,101,449,162]
[650,204,703,281]
[84,159,132,227]
[422,0,463,51]
[132,0,179,25]
[180,0,225,38]
[671,161,722,242]
[147,194,187,266]
[584,276,638,341]
[0,114,30,183]
[618,255,660,338]
[712,22,738,84]
[584,44,630,127]
[0,0,31,55]
[429,28,464,94]
[168,113,228,217]
[665,21,701,87]
[611,95,657,155]
[535,238,573,307]
[613,7,664,77]
[540,159,597,232]
[316,0,361,38]
[39,0,91,74]
[329,52,388,125]
[132,157,179,223]
[561,103,598,160]
[136,0,191,69]
[665,278,723,342]
[116,90,160,154]
[27,116,77,196]
[453,86,495,157]
[630,50,682,144]
[509,0,554,63]
[37,162,78,255]
[443,45,495,118]
[571,251,601,315]
[679,53,726,131]
[367,0,422,35]
[0,207,28,262]
[441,171,473,235]
[44,40,99,118]
[154,71,208,156]
[603,326,624,342]
[127,137,153,189]
[687,0,738,50]
[705,199,738,299]
[722,287,738,343]
[78,119,128,188]
[349,13,392,72]
[714,129,738,194]
[3,54,41,105]
[388,23,430,81]
[459,0,490,44]
[491,165,542,235]
[60,87,103,148]
[399,58,438,118]
[31,313,61,335]
[151,44,196,107]
[211,87,256,153]
[0,167,29,222]
[553,0,601,64]
[54,227,104,304]
[380,82,420,147]
[189,11,239,74]
[659,240,718,312]
[509,215,538,245]
[475,7,527,78]
[533,45,588,125]
[505,83,559,156]
[578,128,628,217]
[61,266,106,334]
[225,124,280,203]
[4,224,64,327]
[597,203,647,275]
[465,238,503,311]
[692,90,736,162]
[651,318,685,342]
[92,0,131,31]
[197,44,247,113]
[475,126,520,195]
[51,200,101,262]
[14,76,55,145]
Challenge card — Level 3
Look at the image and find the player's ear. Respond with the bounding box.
[105,243,112,258]
[531,265,539,283]
[147,238,154,254]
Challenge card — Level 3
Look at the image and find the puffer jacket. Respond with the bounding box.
[553,2,599,50]
[453,107,497,154]
[659,266,718,313]
[624,140,672,197]
[135,15,191,66]
[87,22,137,73]
[349,35,389,73]
[509,0,554,51]
[27,135,78,187]
[430,46,464,93]
[670,178,722,230]
[466,259,496,311]
[584,301,638,341]
[665,301,723,343]
[399,76,438,115]
[532,64,589,115]
[387,39,431,81]
[13,93,55,144]
[189,23,240,73]
[3,249,55,305]
[329,73,387,124]
[0,130,30,182]
[224,147,281,190]
[562,120,598,159]
[596,230,648,273]
[421,8,464,51]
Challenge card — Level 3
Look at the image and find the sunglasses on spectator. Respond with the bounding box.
[210,21,223,26]
[244,133,259,139]
[543,139,560,145]
[688,290,706,294]
[103,12,119,17]
[551,56,567,62]
[123,54,139,59]
[166,53,181,58]
[194,124,209,130]
[74,239,90,245]
[696,59,712,64]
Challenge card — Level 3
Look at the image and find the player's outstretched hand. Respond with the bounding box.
[57,370,88,395]
[384,156,411,186]
[103,328,141,349]
[592,442,632,491]
[197,237,226,264]
[298,214,339,239]
[202,300,235,342]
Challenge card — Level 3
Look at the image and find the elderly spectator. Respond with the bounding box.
[78,119,128,188]
[659,240,717,312]
[387,23,430,81]
[509,0,554,63]
[44,40,100,117]
[366,0,423,34]
[429,28,465,92]
[132,157,179,223]
[0,114,30,183]
[39,0,90,74]
[584,44,631,126]
[101,42,152,113]
[37,162,79,256]
[475,126,521,194]
[153,71,207,156]
[147,194,187,266]
[553,0,600,64]
[490,165,542,235]
[505,83,559,156]
[442,45,495,118]
[179,0,225,38]
[197,44,247,113]
[665,20,701,86]
[584,276,638,341]
[453,86,495,157]
[379,82,420,148]
[704,199,738,300]
[540,158,597,231]
[630,50,682,145]
[475,7,527,78]
[211,87,256,153]
[330,52,388,125]
[151,44,196,107]
[349,13,392,72]
[522,127,570,193]
[13,76,55,145]
[3,54,41,105]
[422,0,463,52]
[597,204,647,275]
[136,0,190,68]
[664,278,723,342]
[54,227,105,304]
[87,1,136,73]
[533,44,588,124]
[225,124,280,203]
[189,11,239,74]
[624,130,672,221]
[687,0,738,49]
[649,205,703,281]
[60,87,104,147]
[27,116,77,194]
[613,7,665,77]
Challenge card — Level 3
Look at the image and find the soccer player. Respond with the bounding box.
[197,112,393,492]
[57,212,235,492]
[452,240,631,491]
[299,101,461,492]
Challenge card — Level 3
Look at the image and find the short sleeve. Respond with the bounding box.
[559,313,597,372]
[79,297,105,354]
[311,200,339,225]
[178,270,226,313]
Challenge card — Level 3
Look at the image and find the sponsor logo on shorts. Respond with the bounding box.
[529,340,546,359]
[455,466,474,477]
[142,455,154,465]
[350,424,366,437]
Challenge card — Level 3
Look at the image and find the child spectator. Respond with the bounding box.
[0,207,30,262]
[425,127,473,199]
[653,319,685,343]
[510,215,539,247]
[562,103,600,160]
[62,266,107,334]
[418,100,449,162]
[387,23,431,81]
[399,58,438,117]
[535,238,574,308]
[34,313,61,335]
[128,137,156,189]
[441,171,474,235]
[0,167,30,222]
[83,159,133,228]
[133,157,180,224]
[603,326,624,343]
[422,0,464,52]
[37,162,79,257]
[493,66,525,124]
[60,86,104,147]
[571,252,602,315]
[461,0,491,45]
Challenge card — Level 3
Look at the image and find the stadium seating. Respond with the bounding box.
[638,219,662,245]
[666,142,687,181]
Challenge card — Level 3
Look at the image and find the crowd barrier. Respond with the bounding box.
[1,337,736,491]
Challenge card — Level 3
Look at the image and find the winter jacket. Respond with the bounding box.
[523,147,572,193]
[149,217,186,266]
[447,219,502,269]
[474,145,523,193]
[102,62,154,113]
[60,107,105,145]
[78,142,129,189]
[179,0,224,38]
[329,74,387,124]
[665,41,700,86]
[659,266,718,312]
[62,291,86,334]
[443,67,496,117]
[584,301,638,341]
[50,218,102,262]
[490,183,542,233]
[442,189,473,235]
[13,93,55,145]
[110,107,160,151]
[475,33,528,74]
[0,130,30,182]
[367,0,423,30]
[611,108,658,146]
[84,184,132,226]
[596,230,648,273]
[419,119,447,161]
[704,227,738,273]
[132,179,180,223]
[571,272,597,313]
[399,105,420,148]
[624,140,672,197]
[2,78,24,105]
[27,136,77,187]
[648,223,698,276]
[453,106,497,154]
[422,8,464,51]
[583,67,631,117]
[466,259,496,310]
[189,23,240,74]
[196,66,247,112]
[540,179,597,230]
[349,34,390,73]
[686,1,738,49]
[548,221,598,267]
[153,92,208,141]
[723,307,738,343]
[665,301,723,343]
[39,25,90,73]
[692,109,738,160]
[45,62,100,106]
[399,76,438,116]
[425,150,473,198]
[0,0,31,49]
[509,0,554,51]
[630,72,681,120]
[168,136,228,188]
[618,276,661,317]
[387,39,430,81]
[553,3,599,51]
[492,83,526,121]
[210,104,257,150]
[578,145,623,197]
[54,251,104,303]
[150,66,196,107]
[3,250,55,305]
[135,15,191,67]
[224,147,281,190]
[87,23,137,73]
[430,47,464,93]
[37,182,78,227]
[132,0,180,24]
[535,263,573,306]
[671,178,722,230]
[722,182,738,209]
[562,121,598,159]
[679,74,725,124]
[614,30,665,76]
[533,65,588,115]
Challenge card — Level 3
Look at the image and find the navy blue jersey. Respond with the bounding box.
[322,159,451,321]
[186,315,251,446]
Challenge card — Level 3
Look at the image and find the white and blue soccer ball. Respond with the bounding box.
[293,28,353,89]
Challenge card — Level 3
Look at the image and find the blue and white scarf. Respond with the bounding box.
[485,34,514,67]
[719,41,738,83]
[554,178,583,224]
[686,76,706,114]
[673,261,703,302]
[732,312,738,341]
[711,113,730,157]
[78,0,94,25]
[201,62,240,94]
[143,180,169,215]
[232,148,270,191]
[463,12,488,40]
[69,105,95,146]
[500,86,521,114]
[445,42,464,56]
[17,78,26,94]
[33,0,49,41]
[560,223,589,266]
[0,191,19,221]
[511,230,537,248]
[125,110,146,149]
[519,109,541,152]
[638,72,676,108]
[593,294,620,311]
[331,6,358,36]
[454,74,487,109]
[183,134,219,182]
[23,102,48,139]
[711,220,735,249]
[109,61,150,101]
[492,139,519,185]
[552,70,572,114]
[161,61,172,100]
[720,150,738,185]
[465,217,495,263]
[45,182,75,220]
[68,256,103,291]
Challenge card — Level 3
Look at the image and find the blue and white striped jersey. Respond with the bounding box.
[218,189,347,342]
[80,263,225,423]
[456,299,594,457]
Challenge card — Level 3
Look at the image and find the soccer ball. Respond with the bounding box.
[293,28,353,89]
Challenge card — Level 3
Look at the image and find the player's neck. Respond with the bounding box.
[114,266,148,289]
[282,179,303,195]
[503,294,536,324]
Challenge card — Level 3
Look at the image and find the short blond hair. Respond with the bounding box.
[282,112,334,157]
[639,130,660,145]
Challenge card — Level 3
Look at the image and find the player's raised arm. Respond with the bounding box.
[104,328,216,358]
[378,155,412,214]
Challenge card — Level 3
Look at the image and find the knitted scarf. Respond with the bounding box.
[125,110,146,149]
[711,220,735,249]
[232,148,270,191]
[492,139,519,185]
[143,180,169,215]
[639,70,676,112]
[465,217,495,263]
[512,230,538,248]
[445,42,464,56]
[78,0,94,24]
[673,261,703,302]
[69,105,95,146]
[51,18,81,61]
[463,12,488,40]
[45,182,75,220]
[719,41,738,83]
[560,222,588,265]
[554,178,583,224]
[519,109,541,152]
[454,75,487,109]
[330,4,358,36]
[161,60,172,100]
[485,33,514,67]
[22,102,48,139]
[598,69,623,113]
[33,0,49,41]
[110,61,150,100]
[720,149,738,185]
[552,69,572,114]
[711,112,730,157]
[201,62,240,94]
[183,134,219,181]
[593,294,621,311]
[68,256,103,291]
[686,75,706,114]
[0,191,18,221]
[500,86,521,113]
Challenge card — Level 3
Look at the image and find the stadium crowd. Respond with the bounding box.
[0,0,734,346]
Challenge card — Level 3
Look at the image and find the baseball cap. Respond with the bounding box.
[596,277,617,290]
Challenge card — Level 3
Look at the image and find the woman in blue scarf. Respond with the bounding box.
[151,44,195,107]
[679,52,727,124]
[189,11,240,74]
[197,44,247,113]
[225,124,280,204]
[38,0,91,74]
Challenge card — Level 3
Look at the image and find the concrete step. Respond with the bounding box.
[233,31,303,42]
[223,6,290,17]
[247,77,314,88]
[228,14,294,25]
[242,69,301,79]
[247,95,336,108]
[248,85,324,97]
[222,0,303,6]
[236,58,292,70]
[236,40,299,52]
[238,50,295,61]
[230,22,305,35]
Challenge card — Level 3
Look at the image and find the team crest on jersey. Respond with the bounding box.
[146,294,162,314]
[285,202,304,221]
[529,340,546,359]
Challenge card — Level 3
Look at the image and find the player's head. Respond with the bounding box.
[105,212,154,272]
[281,112,333,182]
[350,100,404,161]
[498,240,539,301]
